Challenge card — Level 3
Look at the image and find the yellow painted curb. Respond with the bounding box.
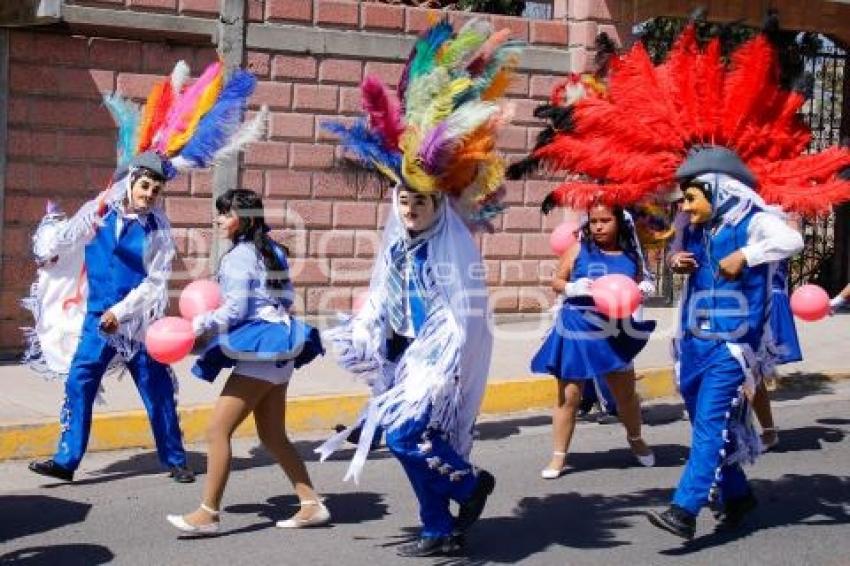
[2,368,848,462]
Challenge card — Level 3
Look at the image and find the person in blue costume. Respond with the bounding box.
[27,152,193,484]
[648,147,804,540]
[317,185,496,558]
[167,189,326,536]
[668,205,803,453]
[533,203,657,479]
[750,254,803,451]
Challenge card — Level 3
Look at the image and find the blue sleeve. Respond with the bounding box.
[193,246,257,333]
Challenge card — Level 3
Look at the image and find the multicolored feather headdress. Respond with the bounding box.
[103,59,265,178]
[508,24,850,218]
[324,18,522,227]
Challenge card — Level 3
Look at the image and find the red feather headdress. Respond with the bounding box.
[508,25,850,217]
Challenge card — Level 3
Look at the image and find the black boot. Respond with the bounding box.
[647,505,696,540]
[396,534,463,558]
[715,492,757,531]
[169,465,196,483]
[333,424,382,450]
[29,459,74,482]
[455,470,495,533]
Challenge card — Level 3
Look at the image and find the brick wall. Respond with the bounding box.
[1,0,618,353]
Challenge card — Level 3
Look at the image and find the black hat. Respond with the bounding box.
[675,146,757,188]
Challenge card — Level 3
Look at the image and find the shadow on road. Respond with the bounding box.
[224,491,389,525]
[57,437,389,486]
[0,495,91,543]
[0,543,114,565]
[475,415,551,441]
[771,372,835,401]
[454,488,673,564]
[766,425,845,454]
[660,473,850,555]
[431,471,850,564]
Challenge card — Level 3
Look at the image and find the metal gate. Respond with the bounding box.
[789,40,848,290]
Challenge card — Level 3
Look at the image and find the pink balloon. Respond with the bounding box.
[591,274,641,319]
[549,222,579,256]
[179,280,222,320]
[146,317,195,364]
[790,284,830,322]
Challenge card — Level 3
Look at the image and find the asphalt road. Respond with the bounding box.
[2,380,849,566]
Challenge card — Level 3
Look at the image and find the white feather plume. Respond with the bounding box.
[170,60,191,93]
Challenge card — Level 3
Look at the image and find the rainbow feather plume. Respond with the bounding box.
[155,61,224,156]
[103,93,140,169]
[136,80,173,154]
[361,75,404,151]
[325,19,521,227]
[438,19,489,69]
[322,119,401,179]
[175,69,257,168]
[409,21,454,82]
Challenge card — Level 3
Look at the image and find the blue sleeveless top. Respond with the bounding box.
[681,211,771,349]
[85,209,155,314]
[571,242,640,282]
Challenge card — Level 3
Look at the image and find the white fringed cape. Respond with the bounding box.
[316,186,493,483]
[21,175,175,385]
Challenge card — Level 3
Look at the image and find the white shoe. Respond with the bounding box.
[275,500,331,529]
[634,451,655,467]
[166,503,220,536]
[540,451,568,479]
[760,427,779,453]
[628,437,655,467]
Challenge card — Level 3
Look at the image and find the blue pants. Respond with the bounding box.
[53,314,187,471]
[386,415,478,538]
[672,339,751,516]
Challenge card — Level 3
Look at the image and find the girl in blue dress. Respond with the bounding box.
[532,203,657,478]
[167,188,326,535]
[752,257,803,450]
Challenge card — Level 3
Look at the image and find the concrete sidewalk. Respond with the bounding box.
[2,308,849,460]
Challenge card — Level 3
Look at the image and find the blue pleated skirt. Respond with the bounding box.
[192,317,324,383]
[531,297,656,380]
[770,290,802,365]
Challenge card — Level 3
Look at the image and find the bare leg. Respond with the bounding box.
[254,383,323,521]
[752,378,778,447]
[604,369,651,456]
[183,374,273,526]
[544,380,582,472]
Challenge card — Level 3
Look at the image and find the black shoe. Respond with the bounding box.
[169,465,195,483]
[647,505,696,540]
[715,492,757,531]
[455,470,495,533]
[333,424,382,450]
[396,535,463,558]
[28,459,74,482]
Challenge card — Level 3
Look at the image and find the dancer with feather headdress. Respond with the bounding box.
[25,60,264,484]
[318,18,520,557]
[508,17,850,540]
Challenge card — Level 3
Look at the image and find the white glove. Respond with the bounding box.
[351,323,373,357]
[829,295,847,315]
[564,277,593,298]
[638,280,656,298]
[191,315,207,337]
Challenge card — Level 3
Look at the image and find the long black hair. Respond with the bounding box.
[580,204,641,270]
[215,188,290,291]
